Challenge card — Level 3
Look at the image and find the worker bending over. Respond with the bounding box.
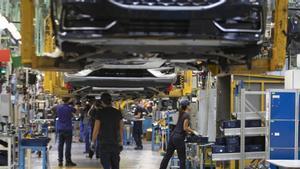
[160,99,196,169]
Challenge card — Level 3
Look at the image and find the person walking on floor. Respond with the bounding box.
[133,106,144,150]
[88,100,102,158]
[159,99,197,169]
[55,96,77,167]
[81,103,92,153]
[91,93,124,169]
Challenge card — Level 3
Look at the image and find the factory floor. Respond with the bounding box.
[31,139,163,169]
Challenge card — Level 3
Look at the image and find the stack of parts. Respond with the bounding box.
[212,136,265,154]
[221,120,262,128]
[186,135,209,144]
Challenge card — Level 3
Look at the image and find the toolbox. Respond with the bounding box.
[222,120,240,128]
[222,120,262,128]
[245,120,262,128]
[212,145,226,153]
[225,136,240,145]
[226,145,240,153]
[245,144,264,152]
[215,137,226,145]
[186,135,208,144]
[0,151,8,166]
[245,136,265,146]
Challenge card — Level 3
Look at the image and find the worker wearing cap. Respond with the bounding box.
[91,93,124,169]
[133,106,144,150]
[55,97,77,167]
[160,99,196,169]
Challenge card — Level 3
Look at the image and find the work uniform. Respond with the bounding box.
[95,106,123,169]
[160,112,190,169]
[133,107,144,149]
[56,104,76,164]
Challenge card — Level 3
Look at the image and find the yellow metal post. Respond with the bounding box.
[20,0,35,66]
[271,0,288,71]
[44,15,55,53]
[183,70,193,96]
[43,71,53,93]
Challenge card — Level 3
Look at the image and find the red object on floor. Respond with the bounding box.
[0,50,11,62]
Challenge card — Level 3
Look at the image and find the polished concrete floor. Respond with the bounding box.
[31,140,163,169]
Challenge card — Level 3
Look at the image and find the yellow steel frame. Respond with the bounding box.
[44,71,68,96]
[21,0,65,71]
[160,70,193,98]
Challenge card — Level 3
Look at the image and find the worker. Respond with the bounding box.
[159,99,196,169]
[81,102,91,154]
[133,105,144,150]
[91,93,123,169]
[88,100,102,158]
[55,96,77,167]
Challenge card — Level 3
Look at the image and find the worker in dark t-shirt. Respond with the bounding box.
[160,99,197,169]
[133,106,144,150]
[91,93,124,169]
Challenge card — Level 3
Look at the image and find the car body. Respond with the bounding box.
[64,59,176,88]
[51,0,267,63]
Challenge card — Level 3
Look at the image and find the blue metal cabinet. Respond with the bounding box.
[270,121,295,148]
[271,92,296,120]
[270,148,295,159]
[270,148,295,169]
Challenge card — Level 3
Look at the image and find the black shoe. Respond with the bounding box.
[88,150,94,159]
[58,162,63,167]
[134,146,143,150]
[65,161,77,167]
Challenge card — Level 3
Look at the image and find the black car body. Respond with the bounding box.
[52,0,267,63]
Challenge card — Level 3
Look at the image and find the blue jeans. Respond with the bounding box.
[79,121,84,141]
[83,123,91,152]
[58,130,73,162]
